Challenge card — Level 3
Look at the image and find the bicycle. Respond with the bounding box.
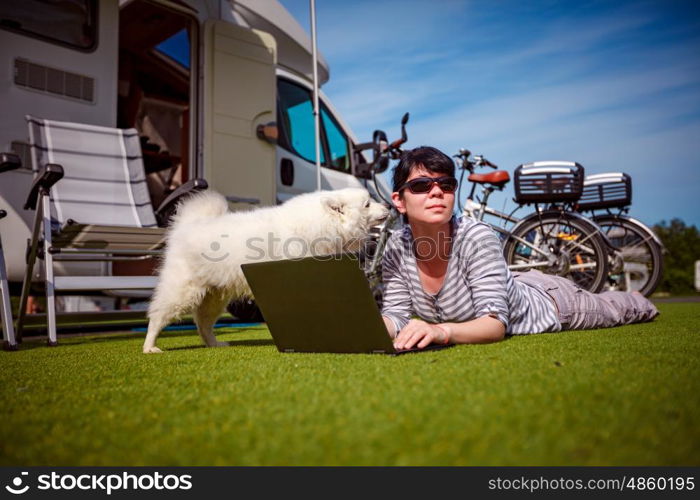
[575,172,664,296]
[355,113,410,307]
[455,150,611,293]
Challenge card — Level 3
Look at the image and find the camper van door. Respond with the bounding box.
[202,20,277,209]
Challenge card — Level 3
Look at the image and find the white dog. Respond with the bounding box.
[143,188,388,353]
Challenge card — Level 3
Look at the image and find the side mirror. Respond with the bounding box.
[372,130,389,173]
[256,122,278,144]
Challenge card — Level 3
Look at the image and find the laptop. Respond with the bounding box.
[241,255,453,355]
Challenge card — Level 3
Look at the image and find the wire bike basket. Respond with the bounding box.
[513,161,584,204]
[576,172,632,211]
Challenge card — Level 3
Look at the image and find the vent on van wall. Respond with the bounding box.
[14,58,95,103]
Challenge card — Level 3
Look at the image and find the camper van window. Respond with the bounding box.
[278,79,326,165]
[155,29,190,69]
[0,0,97,51]
[321,105,351,173]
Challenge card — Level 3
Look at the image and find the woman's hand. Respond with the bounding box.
[393,319,450,350]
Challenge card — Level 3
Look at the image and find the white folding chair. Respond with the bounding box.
[1,153,21,350]
[16,116,207,345]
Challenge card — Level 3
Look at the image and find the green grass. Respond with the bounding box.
[1,302,699,466]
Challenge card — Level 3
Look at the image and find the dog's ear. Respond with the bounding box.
[321,196,345,216]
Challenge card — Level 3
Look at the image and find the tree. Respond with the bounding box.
[652,218,700,295]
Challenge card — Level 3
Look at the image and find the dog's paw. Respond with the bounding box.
[143,346,164,354]
[212,341,230,348]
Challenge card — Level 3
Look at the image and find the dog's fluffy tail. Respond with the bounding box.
[171,190,229,226]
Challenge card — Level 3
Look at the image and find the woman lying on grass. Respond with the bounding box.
[381,146,659,350]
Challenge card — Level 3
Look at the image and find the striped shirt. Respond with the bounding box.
[381,216,561,335]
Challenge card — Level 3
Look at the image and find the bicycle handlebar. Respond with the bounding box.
[356,112,410,205]
[372,112,410,164]
[386,112,410,155]
[453,148,472,160]
[455,148,498,170]
[389,137,406,150]
[474,155,498,169]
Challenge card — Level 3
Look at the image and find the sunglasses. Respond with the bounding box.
[399,176,458,194]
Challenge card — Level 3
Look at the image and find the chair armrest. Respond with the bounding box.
[24,164,64,210]
[0,152,22,173]
[155,178,208,226]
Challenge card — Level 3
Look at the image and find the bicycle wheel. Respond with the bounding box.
[361,212,402,309]
[361,236,385,309]
[503,212,609,293]
[592,215,664,297]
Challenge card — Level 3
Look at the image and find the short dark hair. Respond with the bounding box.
[392,146,455,193]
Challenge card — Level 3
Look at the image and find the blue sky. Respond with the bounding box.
[279,0,700,227]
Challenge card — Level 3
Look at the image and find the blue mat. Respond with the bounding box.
[132,322,263,332]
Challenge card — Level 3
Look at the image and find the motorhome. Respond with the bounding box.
[0,0,388,291]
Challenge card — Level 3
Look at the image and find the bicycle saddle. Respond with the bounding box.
[468,170,510,188]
